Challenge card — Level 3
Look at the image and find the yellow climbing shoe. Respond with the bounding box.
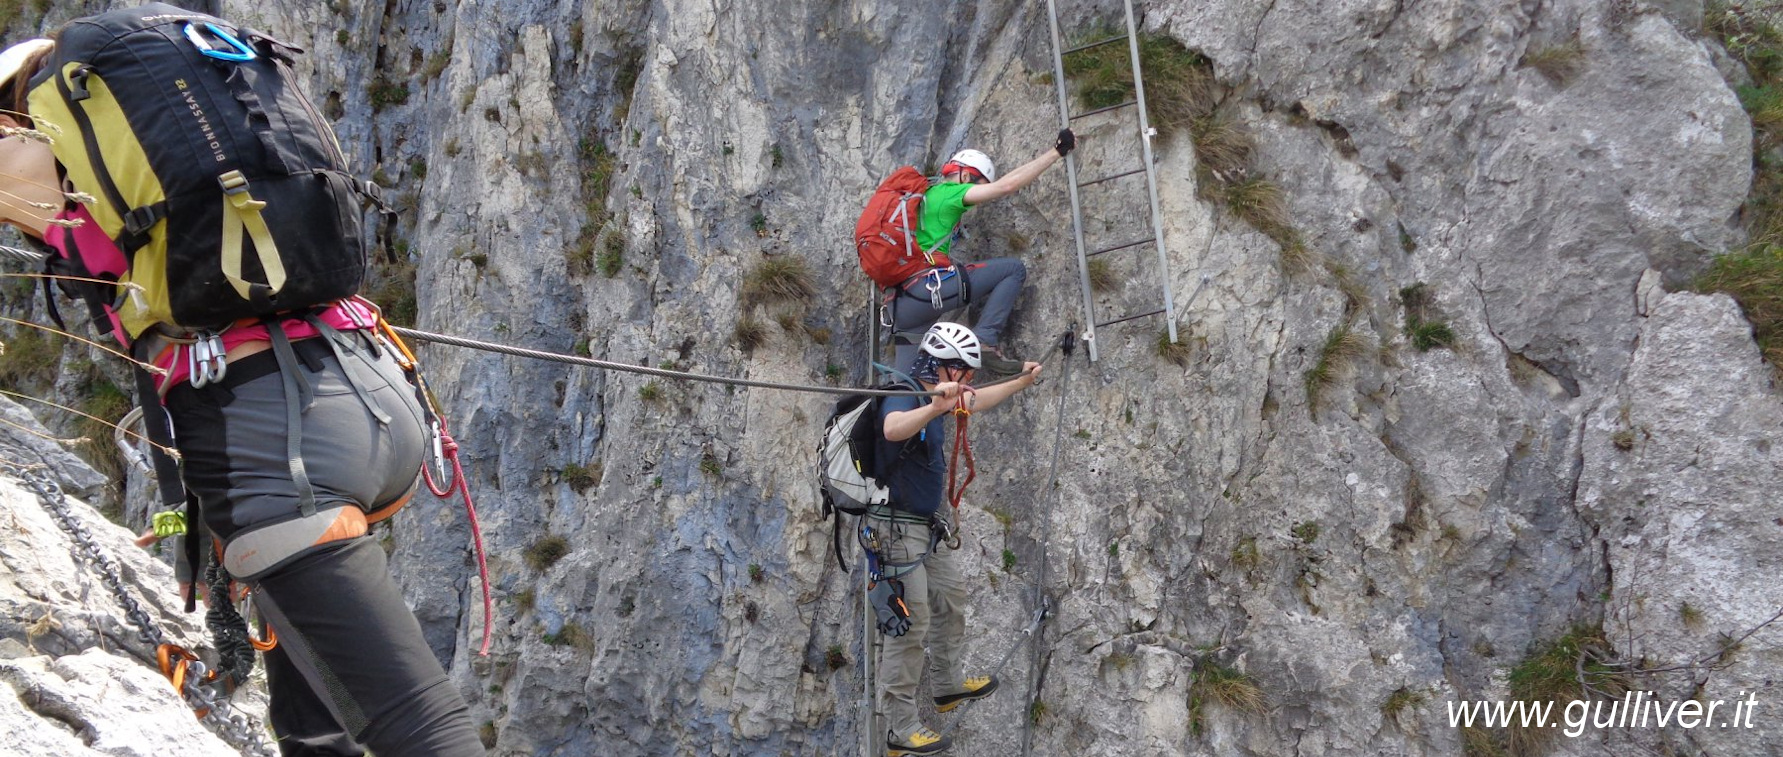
[886,727,952,756]
[933,674,1000,713]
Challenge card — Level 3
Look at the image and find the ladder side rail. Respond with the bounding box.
[1122,0,1178,344]
[1046,0,1103,362]
[862,276,879,757]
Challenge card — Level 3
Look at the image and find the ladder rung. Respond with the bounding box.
[1070,100,1136,120]
[1078,167,1146,188]
[1087,238,1154,257]
[1096,309,1165,328]
[1063,35,1128,56]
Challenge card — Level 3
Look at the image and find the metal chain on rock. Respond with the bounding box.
[17,467,273,755]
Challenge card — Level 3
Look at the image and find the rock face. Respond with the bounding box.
[1,0,1778,755]
[0,397,263,756]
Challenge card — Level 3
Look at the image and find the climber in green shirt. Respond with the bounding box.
[887,129,1077,377]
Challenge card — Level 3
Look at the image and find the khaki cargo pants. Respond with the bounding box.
[869,511,968,740]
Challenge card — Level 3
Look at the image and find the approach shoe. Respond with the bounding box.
[933,674,1000,713]
[979,347,1025,379]
[887,727,953,756]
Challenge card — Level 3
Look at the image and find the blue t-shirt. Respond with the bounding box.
[875,395,947,516]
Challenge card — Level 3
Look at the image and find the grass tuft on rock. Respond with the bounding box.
[1223,178,1298,256]
[0,324,58,389]
[561,461,601,492]
[524,535,571,572]
[1380,687,1424,727]
[1678,601,1705,631]
[1062,30,1218,138]
[1702,3,1783,372]
[364,257,419,328]
[597,228,625,278]
[1086,258,1118,293]
[1522,39,1587,85]
[542,621,594,651]
[1305,322,1373,411]
[1187,659,1265,736]
[741,257,817,309]
[1399,283,1457,352]
[1188,113,1252,181]
[1503,626,1626,753]
[1229,535,1259,573]
[1157,328,1191,368]
[73,371,131,484]
[1690,245,1783,365]
[734,317,768,352]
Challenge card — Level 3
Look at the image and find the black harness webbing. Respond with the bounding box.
[266,320,319,518]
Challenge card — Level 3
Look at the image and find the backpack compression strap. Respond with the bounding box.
[218,171,286,300]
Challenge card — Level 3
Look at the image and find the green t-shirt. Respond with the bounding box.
[915,182,972,256]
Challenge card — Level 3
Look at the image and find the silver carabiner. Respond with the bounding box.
[186,341,209,389]
[430,420,447,483]
[926,269,944,309]
[203,333,228,385]
[188,332,227,387]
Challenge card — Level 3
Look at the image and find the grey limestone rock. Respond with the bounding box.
[0,396,265,755]
[1,0,1777,754]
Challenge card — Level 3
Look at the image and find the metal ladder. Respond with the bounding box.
[862,293,883,757]
[1043,0,1176,362]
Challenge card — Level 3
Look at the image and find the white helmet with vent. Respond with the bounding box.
[946,149,997,183]
[920,322,983,369]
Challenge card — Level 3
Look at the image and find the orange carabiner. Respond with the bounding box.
[156,643,198,692]
[251,622,279,652]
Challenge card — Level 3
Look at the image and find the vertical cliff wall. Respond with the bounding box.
[1,0,1777,754]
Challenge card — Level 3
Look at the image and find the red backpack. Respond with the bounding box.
[855,166,951,287]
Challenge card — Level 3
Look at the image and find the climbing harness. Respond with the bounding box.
[12,465,273,755]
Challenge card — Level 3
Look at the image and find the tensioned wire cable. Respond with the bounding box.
[390,326,1049,397]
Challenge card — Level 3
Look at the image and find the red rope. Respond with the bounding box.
[945,387,977,513]
[421,419,493,657]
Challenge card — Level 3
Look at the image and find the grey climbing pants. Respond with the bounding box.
[165,334,483,757]
[890,258,1027,373]
[870,514,968,741]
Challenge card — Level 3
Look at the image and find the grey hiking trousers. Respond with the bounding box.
[889,258,1027,374]
[869,512,969,741]
[166,332,483,757]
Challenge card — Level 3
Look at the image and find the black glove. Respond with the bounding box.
[1054,128,1077,157]
[869,578,912,637]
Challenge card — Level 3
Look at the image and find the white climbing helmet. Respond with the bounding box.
[920,322,983,369]
[946,148,997,183]
[0,39,50,90]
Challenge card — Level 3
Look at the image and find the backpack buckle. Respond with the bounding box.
[218,170,251,195]
[123,206,163,235]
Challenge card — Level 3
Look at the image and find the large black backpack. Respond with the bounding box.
[27,3,372,341]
